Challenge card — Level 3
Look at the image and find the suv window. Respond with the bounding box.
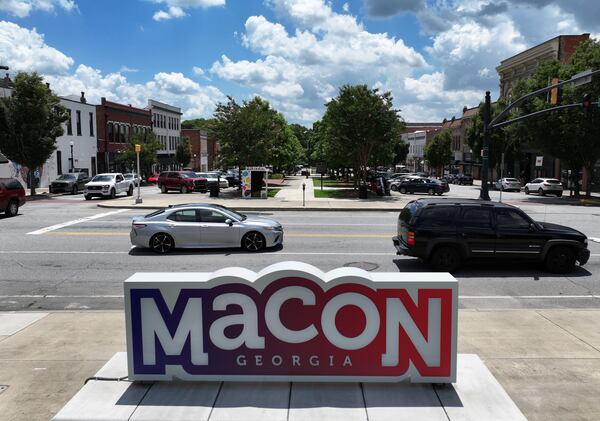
[418,206,457,228]
[460,207,493,229]
[167,172,178,178]
[159,172,169,178]
[496,209,531,230]
[198,209,228,223]
[400,201,422,223]
[530,179,541,184]
[167,210,198,222]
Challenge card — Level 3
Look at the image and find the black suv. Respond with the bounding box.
[392,198,589,273]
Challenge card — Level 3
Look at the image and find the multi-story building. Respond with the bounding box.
[496,34,589,182]
[402,131,428,172]
[39,92,99,187]
[181,128,220,171]
[147,99,182,171]
[441,106,480,178]
[96,98,152,173]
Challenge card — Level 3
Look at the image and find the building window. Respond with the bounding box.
[108,122,114,142]
[57,150,62,175]
[76,110,82,136]
[89,112,94,136]
[66,110,72,135]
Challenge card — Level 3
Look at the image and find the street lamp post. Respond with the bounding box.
[69,141,74,172]
[479,91,491,201]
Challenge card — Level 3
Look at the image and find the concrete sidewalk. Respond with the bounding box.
[1,309,599,420]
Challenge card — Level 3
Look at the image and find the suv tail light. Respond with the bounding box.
[407,231,415,246]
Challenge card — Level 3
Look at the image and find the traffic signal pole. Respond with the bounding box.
[479,91,492,201]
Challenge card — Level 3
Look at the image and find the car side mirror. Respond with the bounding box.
[225,218,233,226]
[529,223,537,232]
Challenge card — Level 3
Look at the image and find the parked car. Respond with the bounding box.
[158,171,208,193]
[123,173,141,187]
[130,203,284,254]
[49,172,89,195]
[147,173,159,184]
[395,178,449,195]
[392,198,589,273]
[208,172,229,189]
[495,177,521,192]
[524,178,563,197]
[84,173,134,200]
[453,174,473,185]
[0,178,25,217]
[220,170,239,187]
[195,172,228,189]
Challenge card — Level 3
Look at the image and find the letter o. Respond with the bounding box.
[271,355,283,366]
[321,292,380,350]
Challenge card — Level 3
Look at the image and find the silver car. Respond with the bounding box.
[495,177,521,192]
[130,203,283,253]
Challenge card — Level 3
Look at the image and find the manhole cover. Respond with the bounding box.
[343,262,379,271]
[0,385,8,395]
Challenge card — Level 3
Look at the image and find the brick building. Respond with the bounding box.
[496,34,590,183]
[96,98,152,173]
[181,128,220,171]
[440,106,480,178]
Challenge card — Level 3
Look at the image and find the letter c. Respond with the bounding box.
[265,286,318,343]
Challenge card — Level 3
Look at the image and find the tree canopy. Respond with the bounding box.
[316,84,405,184]
[175,136,192,168]
[0,72,68,194]
[425,130,452,175]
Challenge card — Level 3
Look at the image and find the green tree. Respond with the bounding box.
[213,96,290,184]
[320,84,404,188]
[424,130,452,176]
[0,72,69,195]
[271,123,304,173]
[509,40,600,196]
[181,118,216,132]
[290,123,312,164]
[175,136,192,168]
[393,140,410,167]
[117,132,162,179]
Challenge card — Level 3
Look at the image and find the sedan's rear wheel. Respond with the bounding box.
[545,246,575,273]
[151,233,175,254]
[399,187,407,194]
[242,231,266,252]
[390,184,398,192]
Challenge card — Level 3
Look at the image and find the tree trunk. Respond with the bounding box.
[585,166,593,197]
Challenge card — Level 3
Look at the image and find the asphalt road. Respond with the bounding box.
[1,185,599,311]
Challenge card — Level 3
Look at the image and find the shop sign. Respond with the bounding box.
[125,263,457,383]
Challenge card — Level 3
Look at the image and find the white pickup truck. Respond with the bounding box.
[84,173,134,200]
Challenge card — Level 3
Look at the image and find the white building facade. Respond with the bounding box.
[147,99,182,171]
[402,131,427,172]
[39,93,98,187]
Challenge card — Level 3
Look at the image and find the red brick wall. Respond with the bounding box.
[559,34,590,64]
[96,98,152,154]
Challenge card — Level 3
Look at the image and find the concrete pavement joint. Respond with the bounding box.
[535,310,600,354]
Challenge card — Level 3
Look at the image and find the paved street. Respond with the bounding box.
[2,183,600,311]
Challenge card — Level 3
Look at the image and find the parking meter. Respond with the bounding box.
[302,182,306,207]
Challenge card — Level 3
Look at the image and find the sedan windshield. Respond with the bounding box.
[57,174,75,181]
[91,175,114,182]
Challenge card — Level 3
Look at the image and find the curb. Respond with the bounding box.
[96,203,403,212]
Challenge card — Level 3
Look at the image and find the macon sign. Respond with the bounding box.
[125,262,458,383]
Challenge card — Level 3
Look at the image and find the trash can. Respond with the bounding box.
[209,184,219,197]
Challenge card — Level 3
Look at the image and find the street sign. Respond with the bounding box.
[135,144,141,153]
[125,262,458,383]
[535,156,544,167]
[571,70,593,87]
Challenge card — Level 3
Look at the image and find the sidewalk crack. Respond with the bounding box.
[536,310,600,354]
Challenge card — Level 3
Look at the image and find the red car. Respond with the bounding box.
[147,173,159,184]
[0,178,26,217]
[157,171,208,193]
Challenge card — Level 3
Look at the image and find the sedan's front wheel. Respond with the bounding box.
[151,233,175,254]
[242,231,266,252]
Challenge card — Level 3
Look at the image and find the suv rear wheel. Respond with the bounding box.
[160,184,167,193]
[5,199,18,217]
[181,185,188,194]
[538,188,545,196]
[429,246,461,272]
[545,246,576,273]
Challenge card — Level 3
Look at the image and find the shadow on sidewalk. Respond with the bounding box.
[393,258,592,278]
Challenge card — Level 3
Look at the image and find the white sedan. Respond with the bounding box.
[495,177,521,192]
[524,178,563,197]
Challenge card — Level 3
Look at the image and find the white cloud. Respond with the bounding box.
[153,5,187,21]
[0,0,76,17]
[342,2,349,12]
[211,0,428,123]
[0,20,74,74]
[151,0,224,21]
[119,66,138,73]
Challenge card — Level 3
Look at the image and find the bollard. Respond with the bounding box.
[302,182,306,207]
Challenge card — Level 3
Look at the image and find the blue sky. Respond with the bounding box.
[0,0,598,124]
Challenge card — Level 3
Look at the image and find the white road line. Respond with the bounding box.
[0,251,127,254]
[588,237,600,243]
[26,209,130,235]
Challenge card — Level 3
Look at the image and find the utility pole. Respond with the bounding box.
[479,91,492,200]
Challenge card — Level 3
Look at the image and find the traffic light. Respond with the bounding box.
[550,78,561,105]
